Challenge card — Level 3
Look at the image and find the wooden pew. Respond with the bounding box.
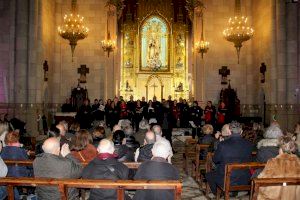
[192,144,210,186]
[0,177,182,200]
[4,160,141,169]
[182,138,197,174]
[251,177,300,200]
[216,162,265,200]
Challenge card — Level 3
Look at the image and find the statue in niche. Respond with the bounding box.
[176,82,183,92]
[125,81,133,91]
[125,58,133,68]
[176,57,184,68]
[175,34,184,55]
[147,36,162,69]
[141,16,168,71]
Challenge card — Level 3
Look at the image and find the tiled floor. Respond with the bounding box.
[172,135,250,200]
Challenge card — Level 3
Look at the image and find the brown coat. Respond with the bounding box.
[71,144,98,162]
[258,153,300,200]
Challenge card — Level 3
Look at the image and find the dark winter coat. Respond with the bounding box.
[211,134,253,187]
[133,157,179,200]
[33,153,82,200]
[81,157,129,200]
[137,144,154,162]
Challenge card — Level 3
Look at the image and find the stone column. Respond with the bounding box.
[286,2,299,130]
[14,0,29,105]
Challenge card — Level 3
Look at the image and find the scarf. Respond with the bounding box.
[98,153,117,160]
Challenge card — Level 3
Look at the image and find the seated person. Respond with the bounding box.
[69,122,80,135]
[198,124,215,159]
[1,131,31,177]
[124,126,140,150]
[70,130,98,162]
[256,122,283,162]
[257,135,300,200]
[133,140,180,200]
[205,121,253,195]
[134,119,150,145]
[56,121,73,146]
[0,140,8,199]
[213,124,231,151]
[113,130,134,162]
[33,138,82,200]
[252,122,283,177]
[152,125,173,163]
[135,131,156,162]
[92,126,106,147]
[82,139,129,200]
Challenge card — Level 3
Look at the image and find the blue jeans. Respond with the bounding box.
[0,186,20,200]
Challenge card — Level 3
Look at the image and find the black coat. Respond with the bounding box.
[212,134,253,186]
[82,157,129,200]
[137,144,154,162]
[133,157,179,200]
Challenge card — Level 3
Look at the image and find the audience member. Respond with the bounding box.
[92,126,106,147]
[152,125,173,163]
[124,126,140,150]
[198,124,215,159]
[82,139,129,200]
[256,123,283,163]
[135,131,156,162]
[0,141,8,199]
[69,122,80,135]
[33,138,82,200]
[134,119,149,145]
[213,124,231,150]
[257,135,300,200]
[133,140,179,200]
[0,121,9,147]
[70,130,97,162]
[206,121,253,195]
[112,130,134,162]
[199,124,215,144]
[1,131,31,177]
[56,121,73,146]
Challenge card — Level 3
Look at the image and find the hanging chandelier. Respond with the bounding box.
[223,0,254,64]
[58,0,89,61]
[195,10,209,58]
[101,31,116,58]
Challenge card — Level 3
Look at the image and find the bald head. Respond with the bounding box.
[42,137,60,155]
[145,131,156,145]
[152,125,162,136]
[97,139,115,154]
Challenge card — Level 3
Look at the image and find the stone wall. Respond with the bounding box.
[51,0,108,103]
[196,0,254,105]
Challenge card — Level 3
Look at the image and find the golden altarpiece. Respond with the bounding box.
[119,0,192,100]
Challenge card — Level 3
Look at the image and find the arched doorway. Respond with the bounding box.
[145,75,164,101]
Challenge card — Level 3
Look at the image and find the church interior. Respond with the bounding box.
[0,0,300,199]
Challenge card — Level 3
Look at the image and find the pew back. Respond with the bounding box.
[4,160,141,169]
[0,177,182,200]
[251,178,300,200]
[216,162,265,200]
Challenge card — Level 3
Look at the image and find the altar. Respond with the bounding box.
[119,3,190,101]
